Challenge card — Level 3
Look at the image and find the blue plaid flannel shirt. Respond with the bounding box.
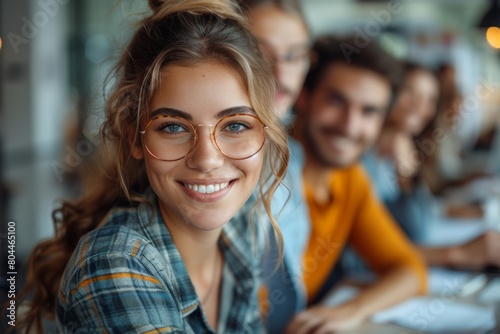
[56,188,264,333]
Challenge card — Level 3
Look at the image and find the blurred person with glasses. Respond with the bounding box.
[241,0,310,121]
[238,0,312,332]
[15,0,289,333]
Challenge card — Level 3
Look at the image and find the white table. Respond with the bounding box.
[324,270,499,334]
[325,217,500,334]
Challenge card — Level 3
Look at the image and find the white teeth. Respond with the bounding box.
[184,182,229,194]
[329,137,353,147]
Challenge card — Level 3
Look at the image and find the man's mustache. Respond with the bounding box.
[318,127,355,141]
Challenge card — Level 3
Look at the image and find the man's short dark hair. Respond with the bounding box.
[304,36,403,98]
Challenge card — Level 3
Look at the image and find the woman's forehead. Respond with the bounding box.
[148,63,252,120]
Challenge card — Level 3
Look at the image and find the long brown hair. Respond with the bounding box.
[15,0,288,332]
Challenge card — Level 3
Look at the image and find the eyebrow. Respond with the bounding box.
[327,89,385,115]
[149,106,255,120]
[216,106,255,118]
[327,90,348,105]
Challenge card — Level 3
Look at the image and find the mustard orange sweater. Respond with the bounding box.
[303,164,427,302]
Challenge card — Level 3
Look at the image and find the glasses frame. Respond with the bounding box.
[140,113,268,162]
[260,48,310,70]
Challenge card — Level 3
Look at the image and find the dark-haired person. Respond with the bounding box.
[284,37,427,333]
[16,0,290,333]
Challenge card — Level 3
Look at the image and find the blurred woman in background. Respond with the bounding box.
[363,63,500,269]
[365,62,440,243]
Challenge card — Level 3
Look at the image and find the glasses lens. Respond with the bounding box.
[215,115,265,159]
[261,47,309,68]
[143,116,195,161]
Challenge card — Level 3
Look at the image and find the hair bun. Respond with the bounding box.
[147,0,244,23]
[148,0,164,12]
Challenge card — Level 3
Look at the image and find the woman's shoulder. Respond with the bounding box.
[74,205,151,257]
[76,223,151,261]
[73,199,165,259]
[57,220,184,332]
[60,209,174,295]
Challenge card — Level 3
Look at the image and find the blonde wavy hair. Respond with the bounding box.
[15,0,288,332]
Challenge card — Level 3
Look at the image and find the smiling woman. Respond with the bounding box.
[136,63,266,233]
[15,0,289,333]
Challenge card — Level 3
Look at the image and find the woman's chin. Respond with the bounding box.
[185,213,232,232]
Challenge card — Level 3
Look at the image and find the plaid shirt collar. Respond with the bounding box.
[136,188,256,316]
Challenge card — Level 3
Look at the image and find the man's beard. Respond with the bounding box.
[303,123,358,169]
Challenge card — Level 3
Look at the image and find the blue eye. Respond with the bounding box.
[283,52,306,63]
[158,123,189,134]
[224,122,249,133]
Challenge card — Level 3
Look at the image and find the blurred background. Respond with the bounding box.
[0,0,499,305]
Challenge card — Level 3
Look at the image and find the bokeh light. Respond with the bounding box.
[486,27,500,49]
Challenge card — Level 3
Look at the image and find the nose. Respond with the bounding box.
[340,107,362,137]
[272,62,288,90]
[410,93,424,111]
[184,125,224,173]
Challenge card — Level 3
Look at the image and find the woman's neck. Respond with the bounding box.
[303,156,334,205]
[159,203,222,276]
[158,202,223,330]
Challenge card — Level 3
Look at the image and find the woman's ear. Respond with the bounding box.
[128,127,144,160]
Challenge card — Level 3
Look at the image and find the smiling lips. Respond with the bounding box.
[183,182,230,194]
[320,132,356,151]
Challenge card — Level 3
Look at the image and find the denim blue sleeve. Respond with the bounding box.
[362,151,433,243]
[261,138,310,333]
